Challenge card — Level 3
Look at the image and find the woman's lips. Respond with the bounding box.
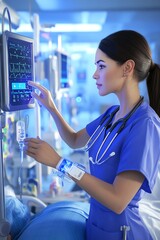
[96,83,102,89]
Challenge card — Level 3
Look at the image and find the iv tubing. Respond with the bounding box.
[18,143,24,202]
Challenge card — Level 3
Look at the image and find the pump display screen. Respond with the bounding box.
[0,31,35,111]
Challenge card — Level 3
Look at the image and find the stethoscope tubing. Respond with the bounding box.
[84,125,104,152]
[85,96,144,165]
[85,107,119,152]
[95,132,118,164]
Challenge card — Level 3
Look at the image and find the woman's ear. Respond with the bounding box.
[123,59,135,77]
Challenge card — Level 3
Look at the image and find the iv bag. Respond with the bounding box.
[16,120,26,143]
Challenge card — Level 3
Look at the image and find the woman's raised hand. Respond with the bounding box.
[28,81,57,111]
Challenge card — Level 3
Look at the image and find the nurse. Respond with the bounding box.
[24,30,160,240]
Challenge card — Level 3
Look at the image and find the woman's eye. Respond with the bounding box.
[98,64,105,70]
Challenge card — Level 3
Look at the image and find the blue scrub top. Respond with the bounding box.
[86,101,160,240]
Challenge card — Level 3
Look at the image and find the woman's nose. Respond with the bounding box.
[93,70,99,79]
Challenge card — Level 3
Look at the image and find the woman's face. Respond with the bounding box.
[93,48,125,96]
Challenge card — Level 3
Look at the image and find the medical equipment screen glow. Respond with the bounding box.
[12,83,26,90]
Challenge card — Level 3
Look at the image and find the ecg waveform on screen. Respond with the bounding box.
[8,40,32,80]
[9,63,31,79]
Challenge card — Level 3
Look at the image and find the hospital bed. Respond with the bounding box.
[5,195,89,240]
[139,166,160,240]
[4,179,160,240]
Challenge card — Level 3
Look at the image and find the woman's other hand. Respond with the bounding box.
[24,137,61,168]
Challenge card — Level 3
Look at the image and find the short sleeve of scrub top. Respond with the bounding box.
[117,116,160,193]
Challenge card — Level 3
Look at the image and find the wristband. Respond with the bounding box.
[56,158,73,173]
[56,158,85,180]
[67,164,85,180]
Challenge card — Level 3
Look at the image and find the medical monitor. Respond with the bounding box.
[55,51,70,89]
[0,30,35,111]
[60,53,69,88]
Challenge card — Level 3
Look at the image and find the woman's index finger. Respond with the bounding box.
[28,81,47,93]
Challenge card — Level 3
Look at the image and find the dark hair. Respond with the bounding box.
[99,30,160,117]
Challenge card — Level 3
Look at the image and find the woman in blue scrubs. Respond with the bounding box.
[24,30,160,239]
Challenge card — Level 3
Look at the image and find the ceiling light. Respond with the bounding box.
[44,23,102,32]
[13,23,102,33]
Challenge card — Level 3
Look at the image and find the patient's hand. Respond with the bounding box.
[7,235,12,240]
[24,137,61,168]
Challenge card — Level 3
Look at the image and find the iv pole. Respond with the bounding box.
[0,7,13,239]
[33,13,42,194]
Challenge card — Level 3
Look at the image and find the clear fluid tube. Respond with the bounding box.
[16,120,26,201]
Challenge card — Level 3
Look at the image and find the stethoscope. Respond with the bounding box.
[85,96,144,165]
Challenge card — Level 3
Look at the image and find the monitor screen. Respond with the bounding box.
[0,31,35,111]
[61,53,69,88]
[54,51,70,89]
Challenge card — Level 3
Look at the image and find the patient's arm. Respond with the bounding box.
[5,196,31,239]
